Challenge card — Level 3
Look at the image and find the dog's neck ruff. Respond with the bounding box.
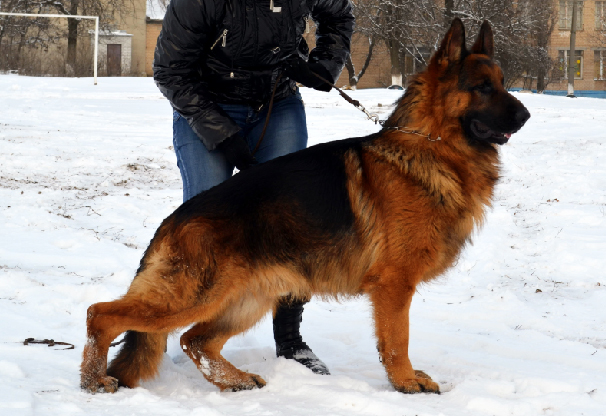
[384,127,442,142]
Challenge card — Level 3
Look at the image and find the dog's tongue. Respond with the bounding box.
[505,133,512,139]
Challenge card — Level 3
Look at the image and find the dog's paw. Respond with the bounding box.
[393,370,440,394]
[226,374,266,392]
[81,375,119,394]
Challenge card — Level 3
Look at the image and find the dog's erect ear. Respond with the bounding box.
[437,18,466,64]
[471,20,494,59]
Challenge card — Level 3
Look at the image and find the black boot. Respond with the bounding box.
[273,300,330,375]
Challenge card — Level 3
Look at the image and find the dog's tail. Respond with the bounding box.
[106,330,167,388]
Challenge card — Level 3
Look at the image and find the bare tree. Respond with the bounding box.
[344,35,375,89]
[344,0,380,89]
[530,1,557,92]
[448,0,557,90]
[350,0,443,87]
[348,0,559,90]
[0,0,55,71]
[1,0,136,74]
[42,0,136,73]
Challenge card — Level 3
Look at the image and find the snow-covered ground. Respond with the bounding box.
[1,75,605,416]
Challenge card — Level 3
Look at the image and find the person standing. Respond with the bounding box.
[153,0,354,375]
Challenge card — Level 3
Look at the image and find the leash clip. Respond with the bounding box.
[357,105,379,124]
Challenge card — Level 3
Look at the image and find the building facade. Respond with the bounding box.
[145,18,162,77]
[547,0,606,94]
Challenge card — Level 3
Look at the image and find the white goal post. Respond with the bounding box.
[0,12,99,85]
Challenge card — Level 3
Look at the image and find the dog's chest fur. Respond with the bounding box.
[346,134,500,285]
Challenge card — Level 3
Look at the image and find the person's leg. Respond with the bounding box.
[173,111,233,202]
[247,92,329,375]
[272,298,329,375]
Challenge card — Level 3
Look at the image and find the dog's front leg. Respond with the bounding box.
[369,279,440,394]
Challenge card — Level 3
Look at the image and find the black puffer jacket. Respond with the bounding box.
[153,0,354,151]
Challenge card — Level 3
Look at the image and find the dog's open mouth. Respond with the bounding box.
[470,119,512,145]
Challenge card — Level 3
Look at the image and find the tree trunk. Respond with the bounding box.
[345,37,375,90]
[355,37,374,85]
[536,34,547,93]
[537,66,546,92]
[17,31,26,70]
[444,0,454,25]
[0,33,4,71]
[8,36,16,70]
[345,56,356,90]
[66,0,80,75]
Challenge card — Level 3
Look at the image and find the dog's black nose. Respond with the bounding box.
[515,107,530,126]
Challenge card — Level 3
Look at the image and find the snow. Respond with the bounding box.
[1,75,605,415]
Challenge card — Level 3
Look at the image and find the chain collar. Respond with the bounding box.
[382,126,442,142]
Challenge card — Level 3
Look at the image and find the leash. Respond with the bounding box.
[254,69,438,151]
[23,338,75,350]
[310,71,381,124]
[19,337,126,350]
[253,72,284,155]
[253,69,380,155]
[312,72,442,141]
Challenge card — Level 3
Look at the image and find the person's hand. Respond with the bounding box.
[283,55,333,92]
[217,133,257,170]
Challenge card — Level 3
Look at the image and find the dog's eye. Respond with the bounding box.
[474,82,494,94]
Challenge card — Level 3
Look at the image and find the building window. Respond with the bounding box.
[595,50,606,80]
[597,1,606,30]
[559,1,584,30]
[558,50,584,79]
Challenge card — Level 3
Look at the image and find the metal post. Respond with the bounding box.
[94,16,99,85]
[567,1,578,98]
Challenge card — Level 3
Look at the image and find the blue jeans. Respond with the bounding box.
[173,92,308,202]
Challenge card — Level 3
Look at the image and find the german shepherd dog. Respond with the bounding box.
[81,19,529,395]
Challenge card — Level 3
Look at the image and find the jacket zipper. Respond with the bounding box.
[253,0,259,63]
[210,29,228,50]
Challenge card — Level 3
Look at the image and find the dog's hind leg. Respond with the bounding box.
[81,297,185,393]
[81,299,151,393]
[180,293,274,391]
[369,269,440,394]
[81,280,243,393]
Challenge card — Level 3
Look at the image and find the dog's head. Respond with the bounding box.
[429,19,530,145]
